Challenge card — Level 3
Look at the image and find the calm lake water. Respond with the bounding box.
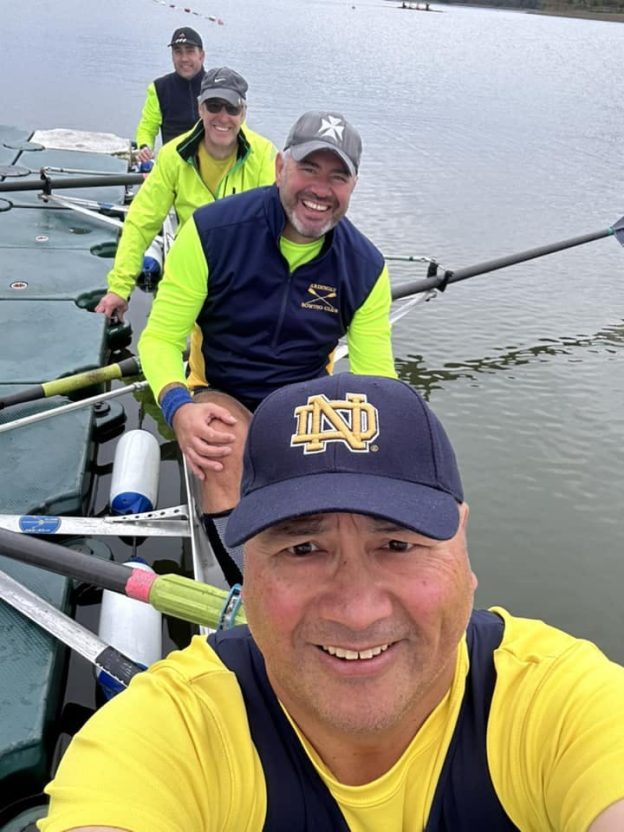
[1,0,622,663]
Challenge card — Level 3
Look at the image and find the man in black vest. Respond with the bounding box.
[42,373,624,831]
[135,26,206,164]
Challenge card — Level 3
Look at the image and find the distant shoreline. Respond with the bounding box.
[411,2,624,23]
[527,7,624,21]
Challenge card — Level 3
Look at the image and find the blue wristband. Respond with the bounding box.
[160,386,193,428]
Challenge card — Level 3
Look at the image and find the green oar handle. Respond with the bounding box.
[0,526,244,628]
[149,574,246,628]
[0,357,141,411]
[41,357,141,397]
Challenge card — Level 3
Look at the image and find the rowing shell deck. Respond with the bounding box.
[0,125,130,814]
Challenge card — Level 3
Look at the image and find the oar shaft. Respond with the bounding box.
[0,357,141,411]
[450,227,613,283]
[0,172,145,193]
[0,527,130,593]
[0,526,246,628]
[392,225,615,301]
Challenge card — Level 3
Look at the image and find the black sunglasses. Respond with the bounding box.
[203,100,243,116]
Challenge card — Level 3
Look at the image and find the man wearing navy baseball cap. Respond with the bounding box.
[138,109,397,588]
[43,374,624,831]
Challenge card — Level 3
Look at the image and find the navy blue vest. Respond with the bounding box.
[192,185,385,406]
[209,610,519,831]
[153,69,205,144]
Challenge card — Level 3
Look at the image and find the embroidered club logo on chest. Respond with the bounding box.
[291,393,379,453]
[301,282,339,314]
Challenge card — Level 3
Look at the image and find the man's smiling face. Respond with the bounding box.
[276,149,357,244]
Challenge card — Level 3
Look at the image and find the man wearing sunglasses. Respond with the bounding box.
[138,111,397,584]
[96,67,276,321]
[135,27,206,165]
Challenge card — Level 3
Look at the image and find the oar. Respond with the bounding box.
[390,216,624,301]
[0,567,142,691]
[0,526,246,629]
[0,381,149,434]
[0,356,141,411]
[0,172,145,194]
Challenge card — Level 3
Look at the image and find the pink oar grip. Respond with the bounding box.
[125,568,158,602]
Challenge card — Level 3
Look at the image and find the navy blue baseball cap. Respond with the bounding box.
[225,373,464,546]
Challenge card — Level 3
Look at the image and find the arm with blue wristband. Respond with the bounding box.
[138,218,238,479]
[160,385,193,428]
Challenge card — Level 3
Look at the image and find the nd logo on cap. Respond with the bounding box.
[290,393,379,454]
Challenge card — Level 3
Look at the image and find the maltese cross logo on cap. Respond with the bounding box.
[318,115,344,142]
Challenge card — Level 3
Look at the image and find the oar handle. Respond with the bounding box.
[0,357,142,411]
[0,526,244,629]
[41,357,141,397]
[147,574,246,628]
[0,381,149,434]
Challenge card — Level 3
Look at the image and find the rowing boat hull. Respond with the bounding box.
[0,125,131,813]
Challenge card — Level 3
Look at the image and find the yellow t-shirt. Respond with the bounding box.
[196,142,237,197]
[39,607,624,832]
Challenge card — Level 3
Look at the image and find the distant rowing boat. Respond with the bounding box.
[397,3,445,10]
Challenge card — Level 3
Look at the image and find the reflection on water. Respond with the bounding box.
[397,319,624,398]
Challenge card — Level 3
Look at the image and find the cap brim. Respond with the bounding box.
[169,40,201,47]
[225,472,460,546]
[198,89,244,107]
[288,141,356,176]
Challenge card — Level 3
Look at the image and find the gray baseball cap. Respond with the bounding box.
[284,111,361,176]
[198,67,248,108]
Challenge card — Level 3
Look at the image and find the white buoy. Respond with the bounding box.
[110,429,160,515]
[97,558,163,699]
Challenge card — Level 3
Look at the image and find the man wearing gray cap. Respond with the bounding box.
[135,26,206,164]
[138,110,397,584]
[96,67,276,321]
[40,374,624,830]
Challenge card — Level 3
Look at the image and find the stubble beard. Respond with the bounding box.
[282,191,344,240]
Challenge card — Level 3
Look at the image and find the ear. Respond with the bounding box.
[458,501,469,530]
[458,503,478,590]
[275,152,285,185]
